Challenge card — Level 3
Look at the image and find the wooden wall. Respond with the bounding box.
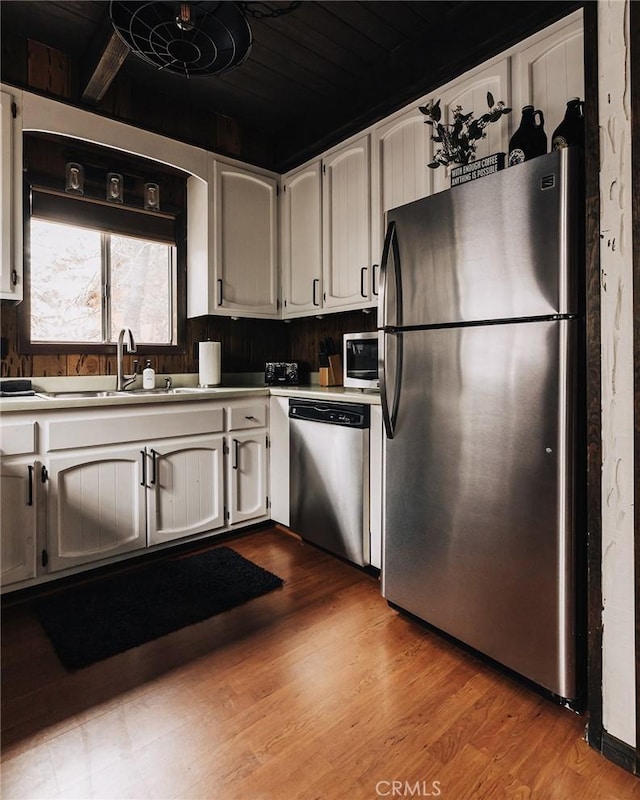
[0,36,275,169]
[1,303,377,380]
[0,35,377,382]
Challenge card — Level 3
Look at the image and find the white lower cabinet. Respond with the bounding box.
[0,457,38,585]
[46,432,230,572]
[369,406,383,570]
[147,434,225,547]
[47,445,148,572]
[0,398,271,588]
[268,396,290,526]
[227,430,268,525]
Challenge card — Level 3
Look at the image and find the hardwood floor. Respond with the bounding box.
[1,527,637,800]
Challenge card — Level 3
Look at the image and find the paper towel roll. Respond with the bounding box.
[199,341,221,386]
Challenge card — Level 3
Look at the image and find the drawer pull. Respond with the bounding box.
[150,449,159,485]
[27,465,34,506]
[245,415,258,421]
[360,266,368,298]
[140,450,147,487]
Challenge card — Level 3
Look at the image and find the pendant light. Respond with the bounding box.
[110,1,301,78]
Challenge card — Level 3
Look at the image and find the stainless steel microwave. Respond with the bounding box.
[343,332,379,389]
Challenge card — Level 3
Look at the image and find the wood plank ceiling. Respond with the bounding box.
[1,1,581,172]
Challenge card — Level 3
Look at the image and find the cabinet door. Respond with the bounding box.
[511,15,584,150]
[268,396,289,526]
[147,434,225,546]
[371,109,433,265]
[214,161,279,317]
[0,458,37,586]
[227,431,268,525]
[282,161,323,317]
[47,446,147,572]
[322,135,373,310]
[431,59,510,195]
[368,406,383,570]
[0,88,22,300]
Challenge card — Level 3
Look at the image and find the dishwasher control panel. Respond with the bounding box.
[288,399,369,428]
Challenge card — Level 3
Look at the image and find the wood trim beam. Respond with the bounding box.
[81,19,129,105]
[631,0,640,775]
[583,0,603,754]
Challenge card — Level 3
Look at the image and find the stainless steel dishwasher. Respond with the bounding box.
[289,399,370,566]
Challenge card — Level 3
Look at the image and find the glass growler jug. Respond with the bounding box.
[508,106,547,166]
[552,98,585,150]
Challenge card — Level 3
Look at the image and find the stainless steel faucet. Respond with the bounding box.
[116,327,138,391]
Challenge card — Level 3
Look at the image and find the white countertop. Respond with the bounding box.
[0,377,380,413]
[0,386,270,413]
[269,386,380,405]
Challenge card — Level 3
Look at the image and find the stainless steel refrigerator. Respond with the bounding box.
[379,149,581,701]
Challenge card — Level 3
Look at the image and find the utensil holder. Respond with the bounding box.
[319,355,342,386]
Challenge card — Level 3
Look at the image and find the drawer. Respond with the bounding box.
[227,403,267,431]
[0,421,37,456]
[46,405,224,451]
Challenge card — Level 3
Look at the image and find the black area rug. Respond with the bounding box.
[34,547,283,670]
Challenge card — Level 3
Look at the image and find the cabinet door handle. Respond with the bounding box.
[312,278,320,306]
[27,465,34,506]
[149,449,159,485]
[217,278,223,306]
[360,266,368,298]
[140,450,147,487]
[232,439,239,470]
[372,264,379,296]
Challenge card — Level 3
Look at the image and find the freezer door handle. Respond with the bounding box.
[378,221,401,327]
[379,330,403,439]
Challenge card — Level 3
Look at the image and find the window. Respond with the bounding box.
[30,219,175,345]
[19,132,187,355]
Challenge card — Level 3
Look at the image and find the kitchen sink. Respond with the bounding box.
[38,390,129,399]
[126,388,208,395]
[37,387,211,399]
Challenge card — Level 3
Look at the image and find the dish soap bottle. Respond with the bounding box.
[552,98,584,150]
[142,359,155,390]
[508,106,547,166]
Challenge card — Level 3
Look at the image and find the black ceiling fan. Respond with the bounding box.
[110,1,301,78]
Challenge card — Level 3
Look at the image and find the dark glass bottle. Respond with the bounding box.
[552,98,585,150]
[508,105,547,166]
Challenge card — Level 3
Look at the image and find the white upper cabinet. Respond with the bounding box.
[511,14,584,147]
[214,160,279,317]
[0,87,22,301]
[281,161,323,317]
[322,134,373,311]
[371,107,433,264]
[431,58,511,195]
[188,158,279,318]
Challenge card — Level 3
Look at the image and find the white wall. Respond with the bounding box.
[598,0,636,748]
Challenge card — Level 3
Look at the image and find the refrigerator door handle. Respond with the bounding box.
[379,330,403,439]
[378,221,401,328]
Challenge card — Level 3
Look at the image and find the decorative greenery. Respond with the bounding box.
[419,92,511,168]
